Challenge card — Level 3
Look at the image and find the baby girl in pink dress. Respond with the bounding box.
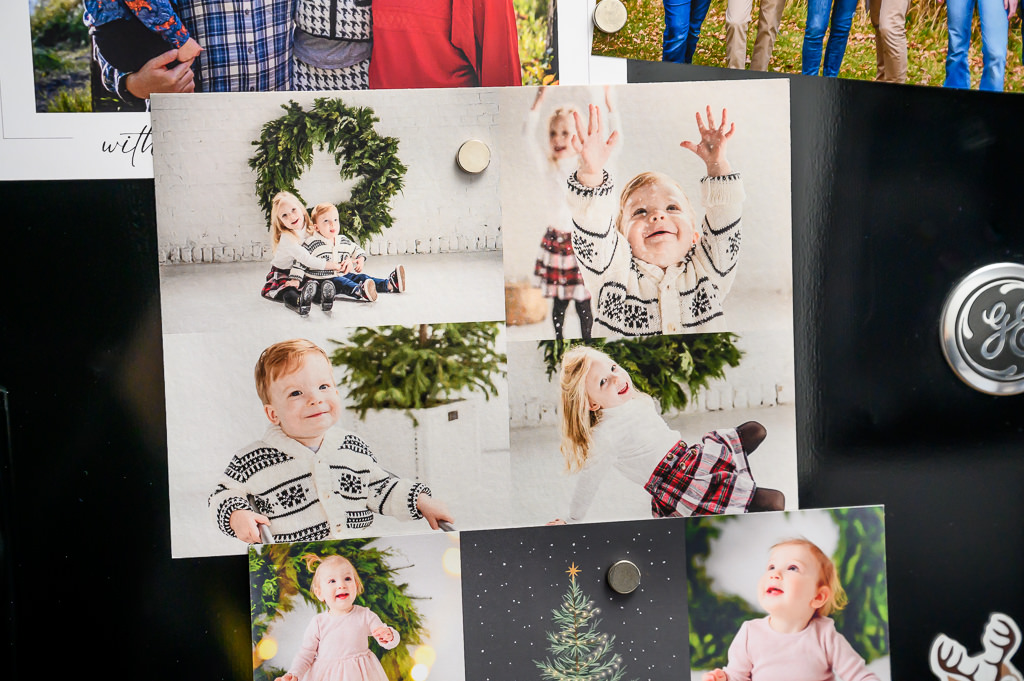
[277,555,399,681]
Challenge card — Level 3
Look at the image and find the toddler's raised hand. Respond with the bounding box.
[681,106,735,177]
[372,626,394,645]
[572,104,619,188]
[701,669,728,681]
[229,508,271,543]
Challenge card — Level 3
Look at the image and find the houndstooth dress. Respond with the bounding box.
[293,0,372,90]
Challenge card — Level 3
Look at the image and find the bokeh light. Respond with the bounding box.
[411,663,430,681]
[413,644,437,667]
[255,636,278,660]
[442,547,461,576]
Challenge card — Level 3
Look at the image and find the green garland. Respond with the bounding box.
[249,98,407,245]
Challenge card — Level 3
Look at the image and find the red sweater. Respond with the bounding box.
[369,0,522,89]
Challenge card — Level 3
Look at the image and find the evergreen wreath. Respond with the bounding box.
[249,98,407,245]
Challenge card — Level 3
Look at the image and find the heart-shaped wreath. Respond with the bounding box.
[249,98,407,245]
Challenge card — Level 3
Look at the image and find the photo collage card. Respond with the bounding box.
[149,80,794,559]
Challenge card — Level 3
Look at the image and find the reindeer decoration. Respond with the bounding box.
[930,613,1023,681]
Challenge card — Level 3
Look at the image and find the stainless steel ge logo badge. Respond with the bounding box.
[941,263,1024,395]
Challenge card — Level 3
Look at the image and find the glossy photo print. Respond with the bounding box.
[461,518,692,680]
[249,533,465,681]
[498,81,791,340]
[686,506,889,680]
[507,330,797,527]
[591,0,1024,92]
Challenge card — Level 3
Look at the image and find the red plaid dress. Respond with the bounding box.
[643,428,756,517]
[534,227,591,301]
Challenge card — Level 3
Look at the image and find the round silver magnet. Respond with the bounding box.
[456,140,490,173]
[593,0,627,33]
[940,262,1024,396]
[606,560,641,594]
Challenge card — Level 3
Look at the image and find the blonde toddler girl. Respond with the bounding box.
[276,554,399,681]
[261,192,343,316]
[549,345,783,523]
[702,538,880,681]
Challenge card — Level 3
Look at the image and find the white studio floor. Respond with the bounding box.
[507,284,793,342]
[159,251,504,334]
[509,403,799,526]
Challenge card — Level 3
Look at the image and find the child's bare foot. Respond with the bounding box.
[387,265,406,293]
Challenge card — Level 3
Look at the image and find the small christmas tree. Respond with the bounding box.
[534,564,634,681]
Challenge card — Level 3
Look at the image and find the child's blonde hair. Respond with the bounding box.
[269,191,313,247]
[310,202,338,226]
[772,538,848,617]
[547,106,578,166]
[303,554,365,600]
[254,339,331,406]
[558,345,614,473]
[616,172,697,240]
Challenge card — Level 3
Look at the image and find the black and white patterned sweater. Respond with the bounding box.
[210,425,429,543]
[288,232,367,282]
[567,172,746,336]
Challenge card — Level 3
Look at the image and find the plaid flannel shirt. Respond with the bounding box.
[96,0,294,99]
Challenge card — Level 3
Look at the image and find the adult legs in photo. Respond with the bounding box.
[802,0,859,76]
[869,0,909,82]
[750,0,788,70]
[663,0,714,62]
[726,0,787,70]
[977,0,1009,91]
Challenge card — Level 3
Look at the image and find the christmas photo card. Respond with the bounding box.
[686,506,890,680]
[249,532,466,681]
[497,81,791,341]
[589,0,1024,94]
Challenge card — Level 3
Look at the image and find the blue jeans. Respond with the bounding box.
[663,0,713,63]
[944,0,1008,91]
[331,272,391,298]
[802,0,860,76]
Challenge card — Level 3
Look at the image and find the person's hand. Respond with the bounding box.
[701,670,728,681]
[283,279,299,288]
[229,509,270,543]
[372,626,394,645]
[531,86,547,110]
[124,49,195,99]
[1005,0,1018,17]
[416,494,454,530]
[352,256,365,273]
[176,37,203,62]
[680,106,735,177]
[274,674,297,681]
[546,519,567,525]
[327,259,346,274]
[571,104,620,187]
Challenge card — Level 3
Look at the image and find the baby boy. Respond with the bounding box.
[209,338,451,543]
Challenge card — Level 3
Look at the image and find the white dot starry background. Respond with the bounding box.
[461,518,689,680]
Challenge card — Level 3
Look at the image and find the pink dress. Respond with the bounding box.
[289,606,400,681]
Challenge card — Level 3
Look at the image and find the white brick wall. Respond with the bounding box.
[507,329,795,428]
[151,89,502,264]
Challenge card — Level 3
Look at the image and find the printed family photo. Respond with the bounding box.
[591,0,1024,92]
[507,329,797,526]
[26,0,554,113]
[165,324,510,558]
[686,506,890,680]
[250,533,465,681]
[498,81,791,340]
[461,518,692,680]
[151,89,505,337]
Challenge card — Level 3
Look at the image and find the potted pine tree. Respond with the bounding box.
[329,323,506,506]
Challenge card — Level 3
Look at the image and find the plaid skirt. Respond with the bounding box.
[261,266,291,300]
[643,428,756,517]
[534,227,591,301]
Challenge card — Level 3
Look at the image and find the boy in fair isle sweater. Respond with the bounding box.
[209,339,451,544]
